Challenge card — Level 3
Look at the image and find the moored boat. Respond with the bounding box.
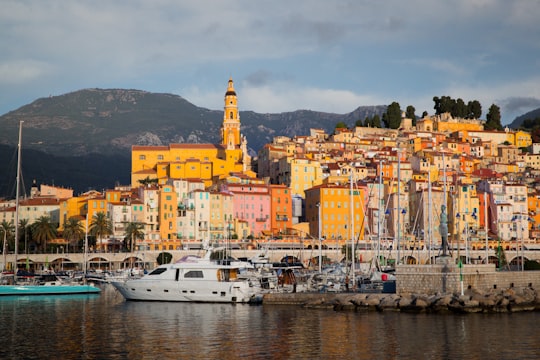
[111,248,262,303]
[0,274,101,296]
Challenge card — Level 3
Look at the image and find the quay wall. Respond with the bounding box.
[396,263,540,295]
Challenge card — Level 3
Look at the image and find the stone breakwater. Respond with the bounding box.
[262,286,540,313]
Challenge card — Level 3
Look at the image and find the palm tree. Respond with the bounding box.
[32,216,57,253]
[1,220,15,252]
[89,212,112,252]
[63,217,85,253]
[124,222,145,252]
[18,219,30,254]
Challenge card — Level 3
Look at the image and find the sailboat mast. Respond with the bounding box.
[428,174,432,264]
[84,213,89,276]
[350,171,355,287]
[396,148,401,265]
[14,120,23,272]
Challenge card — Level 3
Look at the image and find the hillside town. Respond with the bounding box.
[1,78,539,264]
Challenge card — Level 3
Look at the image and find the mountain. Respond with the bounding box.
[0,88,386,196]
[508,107,540,129]
[0,144,130,199]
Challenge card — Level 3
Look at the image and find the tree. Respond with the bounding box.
[405,105,416,120]
[454,98,467,118]
[383,102,402,129]
[467,100,482,119]
[32,216,57,253]
[138,176,158,186]
[89,212,113,251]
[18,218,30,254]
[1,220,15,256]
[335,121,348,129]
[63,217,85,253]
[124,222,145,252]
[372,114,381,128]
[485,104,503,131]
[355,119,363,127]
[405,105,416,126]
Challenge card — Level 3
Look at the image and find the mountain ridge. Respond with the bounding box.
[0,88,386,196]
[0,88,387,157]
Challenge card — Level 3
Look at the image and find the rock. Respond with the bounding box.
[378,294,400,311]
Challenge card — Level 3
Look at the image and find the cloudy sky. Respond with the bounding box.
[1,0,539,124]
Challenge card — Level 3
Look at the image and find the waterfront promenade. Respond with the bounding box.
[3,248,540,271]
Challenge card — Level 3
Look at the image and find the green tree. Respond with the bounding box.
[89,212,113,251]
[454,98,467,118]
[63,217,85,253]
[433,96,455,115]
[124,222,145,252]
[405,105,416,120]
[335,121,348,129]
[355,118,363,127]
[1,220,15,255]
[467,100,482,119]
[372,114,382,128]
[18,218,30,254]
[383,102,402,129]
[32,216,57,253]
[138,176,158,186]
[485,104,503,131]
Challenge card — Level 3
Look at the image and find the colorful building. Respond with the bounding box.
[131,78,252,187]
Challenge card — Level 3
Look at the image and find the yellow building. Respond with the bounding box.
[59,190,104,231]
[281,156,323,198]
[158,185,178,249]
[131,78,252,187]
[507,129,532,148]
[417,113,484,133]
[305,182,366,246]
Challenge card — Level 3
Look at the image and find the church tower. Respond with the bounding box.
[221,77,241,150]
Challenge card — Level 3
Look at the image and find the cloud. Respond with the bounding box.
[0,0,539,122]
[499,97,540,114]
[0,60,53,84]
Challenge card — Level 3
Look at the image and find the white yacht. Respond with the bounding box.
[111,249,262,303]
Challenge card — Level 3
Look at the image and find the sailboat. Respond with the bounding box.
[0,121,100,296]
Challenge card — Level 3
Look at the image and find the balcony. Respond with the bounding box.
[256,218,266,222]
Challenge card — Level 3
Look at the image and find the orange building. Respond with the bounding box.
[269,184,292,235]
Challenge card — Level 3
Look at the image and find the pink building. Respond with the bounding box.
[224,183,271,238]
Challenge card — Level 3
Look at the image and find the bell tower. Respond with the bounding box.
[221,77,241,150]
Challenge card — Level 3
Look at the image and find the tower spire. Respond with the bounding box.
[221,77,240,149]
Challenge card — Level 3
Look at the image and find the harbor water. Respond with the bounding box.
[0,284,538,360]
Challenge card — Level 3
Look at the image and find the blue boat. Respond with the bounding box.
[0,274,101,296]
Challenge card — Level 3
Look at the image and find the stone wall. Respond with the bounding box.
[396,263,540,295]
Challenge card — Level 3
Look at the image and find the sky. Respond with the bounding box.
[1,0,540,125]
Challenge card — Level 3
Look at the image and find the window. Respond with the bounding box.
[157,155,164,160]
[148,268,167,275]
[139,155,146,160]
[185,270,204,278]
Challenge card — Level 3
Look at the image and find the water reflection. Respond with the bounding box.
[0,285,538,359]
